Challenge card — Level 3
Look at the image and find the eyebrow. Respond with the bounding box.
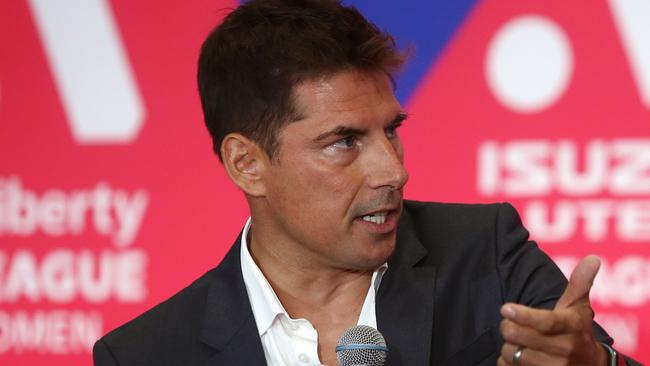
[312,112,408,143]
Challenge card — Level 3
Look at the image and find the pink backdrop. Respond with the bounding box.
[1,0,648,364]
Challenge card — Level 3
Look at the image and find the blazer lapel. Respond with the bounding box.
[196,218,436,365]
[199,236,267,365]
[377,211,436,366]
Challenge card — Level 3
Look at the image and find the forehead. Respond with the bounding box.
[291,70,401,125]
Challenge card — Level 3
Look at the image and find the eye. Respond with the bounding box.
[330,136,358,150]
[385,122,402,139]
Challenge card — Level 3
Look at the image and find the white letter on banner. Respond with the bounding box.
[26,0,145,143]
[477,141,500,196]
[40,250,75,303]
[524,200,576,242]
[555,140,608,196]
[503,141,551,196]
[610,140,650,195]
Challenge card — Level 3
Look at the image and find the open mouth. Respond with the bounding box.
[355,207,400,234]
[361,211,388,225]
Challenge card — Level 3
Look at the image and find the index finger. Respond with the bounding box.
[501,303,582,335]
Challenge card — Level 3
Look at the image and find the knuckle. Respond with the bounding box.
[568,312,583,331]
[500,344,509,359]
[500,319,508,333]
[532,359,551,366]
[501,342,516,363]
[502,323,517,340]
[540,316,556,333]
[566,337,581,359]
[556,341,572,357]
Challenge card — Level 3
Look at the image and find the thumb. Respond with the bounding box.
[555,255,601,310]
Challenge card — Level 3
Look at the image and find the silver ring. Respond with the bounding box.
[512,346,525,366]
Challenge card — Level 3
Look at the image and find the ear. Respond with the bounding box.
[221,133,268,197]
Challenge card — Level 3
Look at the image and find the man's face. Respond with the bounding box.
[258,69,408,271]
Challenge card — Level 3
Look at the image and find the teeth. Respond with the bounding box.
[362,212,387,224]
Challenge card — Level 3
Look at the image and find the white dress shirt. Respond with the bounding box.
[240,218,388,366]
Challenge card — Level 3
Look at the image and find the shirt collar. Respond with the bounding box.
[239,217,388,336]
[240,218,286,336]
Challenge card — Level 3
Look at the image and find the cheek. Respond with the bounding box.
[303,162,362,204]
[271,156,361,214]
[291,153,355,189]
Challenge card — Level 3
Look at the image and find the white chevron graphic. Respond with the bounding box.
[608,0,650,109]
[27,0,145,143]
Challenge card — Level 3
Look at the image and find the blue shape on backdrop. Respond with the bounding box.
[344,0,479,104]
[236,0,480,104]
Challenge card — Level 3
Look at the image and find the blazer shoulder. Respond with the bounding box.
[97,266,220,360]
[403,199,507,213]
[400,200,529,264]
[402,200,518,233]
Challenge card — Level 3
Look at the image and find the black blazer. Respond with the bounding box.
[93,201,624,365]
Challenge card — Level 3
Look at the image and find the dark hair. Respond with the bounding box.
[197,0,406,161]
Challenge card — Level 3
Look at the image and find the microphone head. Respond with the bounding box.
[335,325,388,366]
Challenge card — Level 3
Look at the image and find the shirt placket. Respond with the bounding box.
[284,318,322,366]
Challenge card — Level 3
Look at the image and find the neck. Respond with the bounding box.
[246,218,375,318]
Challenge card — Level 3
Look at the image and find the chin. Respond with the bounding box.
[355,243,396,270]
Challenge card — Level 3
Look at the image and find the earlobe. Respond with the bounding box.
[221,133,267,196]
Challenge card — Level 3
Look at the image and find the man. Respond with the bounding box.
[93,1,640,365]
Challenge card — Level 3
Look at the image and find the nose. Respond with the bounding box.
[365,137,409,191]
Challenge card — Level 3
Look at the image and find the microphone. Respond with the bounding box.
[335,325,388,366]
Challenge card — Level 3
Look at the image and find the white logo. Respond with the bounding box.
[607,0,650,110]
[486,16,573,114]
[27,0,145,144]
[486,2,650,113]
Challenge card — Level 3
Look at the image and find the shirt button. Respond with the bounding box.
[298,353,310,363]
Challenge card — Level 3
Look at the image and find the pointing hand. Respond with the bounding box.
[497,255,609,366]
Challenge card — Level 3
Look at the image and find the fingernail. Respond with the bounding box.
[503,306,516,319]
